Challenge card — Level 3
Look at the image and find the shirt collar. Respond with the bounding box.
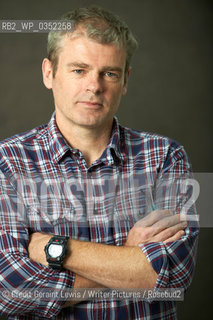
[48,112,71,163]
[47,112,127,164]
[104,116,127,165]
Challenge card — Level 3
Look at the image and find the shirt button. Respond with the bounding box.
[87,170,92,177]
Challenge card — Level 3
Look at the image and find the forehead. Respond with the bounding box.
[57,33,126,68]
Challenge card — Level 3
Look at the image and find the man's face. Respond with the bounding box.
[43,33,129,131]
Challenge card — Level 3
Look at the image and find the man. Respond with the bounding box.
[0,6,198,319]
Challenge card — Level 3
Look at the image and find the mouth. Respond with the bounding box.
[77,101,103,109]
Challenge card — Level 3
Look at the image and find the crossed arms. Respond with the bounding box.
[0,147,199,317]
[28,210,187,307]
[0,180,198,317]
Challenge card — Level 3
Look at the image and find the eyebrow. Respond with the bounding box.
[66,62,123,73]
[102,66,123,73]
[66,62,90,69]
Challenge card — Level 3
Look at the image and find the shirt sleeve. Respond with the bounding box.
[0,172,76,318]
[138,141,199,296]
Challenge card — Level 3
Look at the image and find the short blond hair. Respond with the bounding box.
[47,6,138,77]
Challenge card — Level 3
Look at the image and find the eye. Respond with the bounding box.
[73,69,84,74]
[105,71,117,78]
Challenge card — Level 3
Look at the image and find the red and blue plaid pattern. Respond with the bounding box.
[0,113,199,319]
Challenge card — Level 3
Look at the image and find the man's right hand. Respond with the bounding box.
[125,210,187,246]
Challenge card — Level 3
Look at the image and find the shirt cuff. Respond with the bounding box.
[34,268,76,318]
[139,242,169,287]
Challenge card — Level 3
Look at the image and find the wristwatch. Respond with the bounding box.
[44,235,69,270]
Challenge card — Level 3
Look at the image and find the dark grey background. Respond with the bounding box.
[0,0,212,319]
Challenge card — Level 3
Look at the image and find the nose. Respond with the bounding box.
[85,72,104,94]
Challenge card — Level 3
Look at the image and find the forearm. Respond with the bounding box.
[63,239,157,289]
[62,274,104,308]
[29,233,157,288]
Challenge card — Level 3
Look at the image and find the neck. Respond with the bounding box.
[56,118,114,167]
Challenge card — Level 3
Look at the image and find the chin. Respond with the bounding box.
[78,120,103,129]
[74,114,107,128]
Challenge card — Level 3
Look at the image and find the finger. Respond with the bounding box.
[151,214,184,236]
[163,230,185,243]
[136,210,173,228]
[152,222,187,242]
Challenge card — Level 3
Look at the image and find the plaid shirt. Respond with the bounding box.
[0,113,198,319]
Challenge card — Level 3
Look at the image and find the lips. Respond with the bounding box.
[78,101,103,108]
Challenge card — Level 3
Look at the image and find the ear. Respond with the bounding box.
[122,67,131,96]
[42,58,53,89]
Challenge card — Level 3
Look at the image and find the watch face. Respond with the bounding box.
[48,244,63,258]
